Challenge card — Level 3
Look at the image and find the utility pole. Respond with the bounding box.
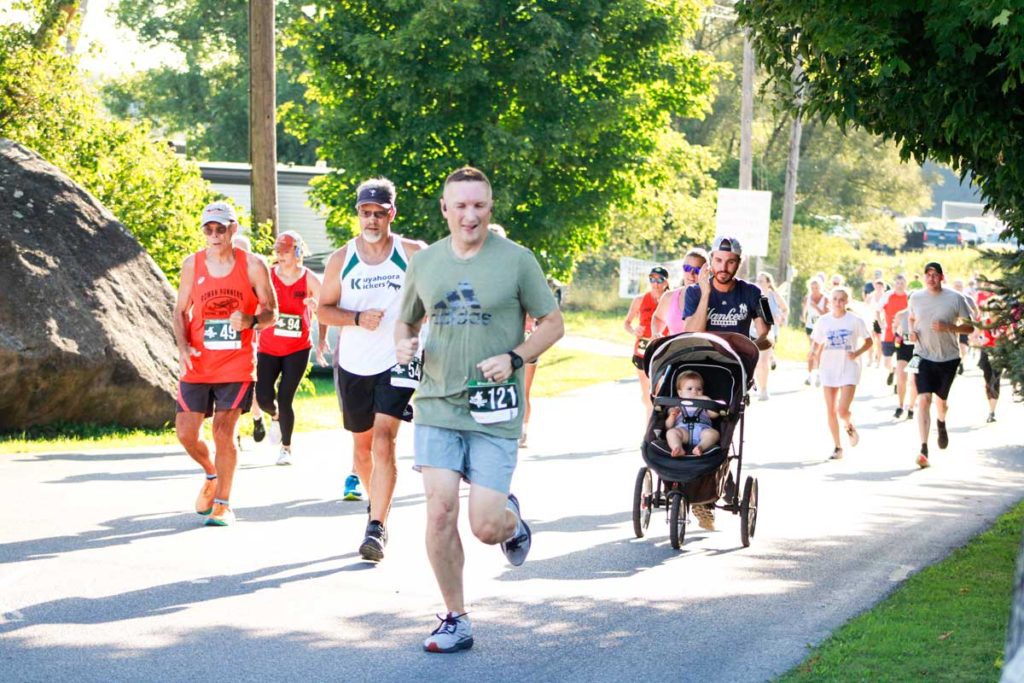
[778,56,804,284]
[739,32,755,192]
[249,0,278,236]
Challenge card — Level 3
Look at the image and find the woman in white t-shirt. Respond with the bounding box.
[811,287,873,460]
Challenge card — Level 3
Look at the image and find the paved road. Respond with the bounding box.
[2,361,1022,682]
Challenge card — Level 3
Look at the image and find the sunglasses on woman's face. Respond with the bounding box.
[202,224,229,236]
[682,264,702,274]
[649,276,666,284]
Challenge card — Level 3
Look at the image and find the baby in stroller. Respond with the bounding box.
[665,370,721,457]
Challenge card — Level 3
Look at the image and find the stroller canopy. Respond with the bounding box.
[644,332,760,403]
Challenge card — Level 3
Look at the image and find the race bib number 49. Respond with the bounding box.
[391,356,422,389]
[274,313,303,338]
[468,381,519,424]
[203,318,240,350]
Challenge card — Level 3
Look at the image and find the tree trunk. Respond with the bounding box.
[249,0,278,236]
[778,57,804,284]
[739,32,755,192]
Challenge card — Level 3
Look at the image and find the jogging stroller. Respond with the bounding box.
[632,332,761,550]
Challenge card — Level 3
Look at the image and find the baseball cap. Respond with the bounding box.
[274,230,305,255]
[200,201,237,226]
[712,235,742,256]
[355,185,395,209]
[649,266,669,279]
[924,261,944,276]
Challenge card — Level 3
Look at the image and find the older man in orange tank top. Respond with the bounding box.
[172,202,278,526]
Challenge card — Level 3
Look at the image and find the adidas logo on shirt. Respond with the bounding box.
[432,281,492,326]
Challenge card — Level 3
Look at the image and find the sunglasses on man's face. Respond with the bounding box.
[682,264,702,274]
[649,276,666,284]
[203,224,229,236]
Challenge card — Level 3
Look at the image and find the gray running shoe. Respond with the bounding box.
[359,520,387,562]
[500,493,532,566]
[423,612,473,653]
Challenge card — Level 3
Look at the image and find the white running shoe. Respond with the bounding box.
[269,420,282,445]
[276,446,292,466]
[423,613,473,653]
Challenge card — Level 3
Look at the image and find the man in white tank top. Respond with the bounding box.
[318,178,426,562]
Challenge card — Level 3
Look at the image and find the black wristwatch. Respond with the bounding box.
[507,350,524,370]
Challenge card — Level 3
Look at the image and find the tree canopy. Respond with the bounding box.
[105,0,317,164]
[737,1,1024,392]
[289,0,721,279]
[0,0,240,286]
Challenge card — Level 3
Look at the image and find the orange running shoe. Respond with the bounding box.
[205,503,235,526]
[916,453,930,469]
[195,478,217,515]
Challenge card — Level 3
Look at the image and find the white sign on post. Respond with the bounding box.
[715,189,772,257]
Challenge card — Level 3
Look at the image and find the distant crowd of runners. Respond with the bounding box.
[626,254,1004,470]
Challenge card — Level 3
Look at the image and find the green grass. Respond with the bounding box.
[779,500,1024,682]
[563,309,632,345]
[0,344,629,453]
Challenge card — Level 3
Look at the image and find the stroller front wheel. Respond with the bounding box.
[632,467,653,538]
[669,492,687,550]
[740,476,759,547]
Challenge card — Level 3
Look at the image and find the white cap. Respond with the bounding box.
[200,201,237,227]
[712,235,742,256]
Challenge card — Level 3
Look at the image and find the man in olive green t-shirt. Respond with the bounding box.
[395,166,564,653]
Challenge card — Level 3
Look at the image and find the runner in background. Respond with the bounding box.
[952,278,981,374]
[878,274,908,390]
[231,232,267,445]
[652,248,707,339]
[256,231,327,465]
[974,286,1004,423]
[810,287,872,460]
[802,276,829,386]
[624,267,669,422]
[893,307,918,420]
[753,271,789,401]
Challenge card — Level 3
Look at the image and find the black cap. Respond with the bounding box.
[649,267,669,279]
[355,185,394,209]
[924,261,943,276]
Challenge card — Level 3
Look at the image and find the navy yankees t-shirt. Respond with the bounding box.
[682,279,764,336]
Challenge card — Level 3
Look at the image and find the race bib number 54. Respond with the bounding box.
[468,380,519,424]
[391,356,422,389]
[203,318,240,350]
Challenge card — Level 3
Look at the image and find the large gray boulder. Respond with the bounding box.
[0,139,178,430]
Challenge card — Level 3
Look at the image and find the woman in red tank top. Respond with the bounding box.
[623,266,670,422]
[255,231,327,464]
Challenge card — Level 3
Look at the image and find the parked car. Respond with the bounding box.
[901,217,960,250]
[945,220,984,247]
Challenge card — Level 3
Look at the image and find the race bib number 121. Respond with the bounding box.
[467,380,519,424]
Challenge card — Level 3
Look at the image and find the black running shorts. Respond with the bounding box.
[895,342,915,363]
[914,358,960,400]
[334,365,414,433]
[176,380,254,416]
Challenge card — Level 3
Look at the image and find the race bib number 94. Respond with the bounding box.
[274,313,303,338]
[203,318,240,350]
[468,381,519,424]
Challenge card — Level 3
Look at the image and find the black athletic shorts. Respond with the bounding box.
[872,320,882,335]
[632,354,645,371]
[176,380,254,416]
[881,341,896,357]
[914,358,960,400]
[895,342,915,363]
[334,365,414,433]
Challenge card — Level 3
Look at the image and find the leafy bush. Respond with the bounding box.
[0,6,224,286]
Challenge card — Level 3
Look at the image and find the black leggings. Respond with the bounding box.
[979,349,1002,401]
[256,349,310,446]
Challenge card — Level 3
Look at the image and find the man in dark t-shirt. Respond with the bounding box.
[681,235,771,533]
[683,236,772,348]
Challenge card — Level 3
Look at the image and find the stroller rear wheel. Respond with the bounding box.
[632,467,653,538]
[740,476,759,547]
[669,492,687,550]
